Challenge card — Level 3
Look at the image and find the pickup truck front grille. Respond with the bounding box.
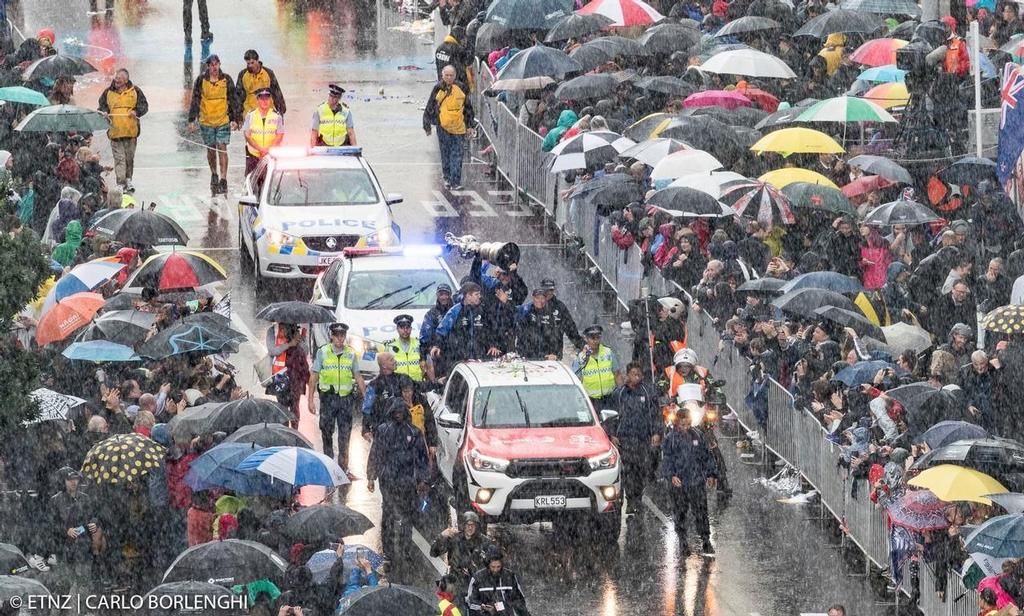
[505,458,590,478]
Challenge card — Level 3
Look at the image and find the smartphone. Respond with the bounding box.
[356,547,368,560]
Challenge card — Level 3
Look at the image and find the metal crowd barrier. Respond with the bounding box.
[472,55,982,614]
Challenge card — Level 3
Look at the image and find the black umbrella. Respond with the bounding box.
[714,16,781,38]
[555,73,619,101]
[336,584,436,616]
[912,439,1024,482]
[754,99,818,130]
[22,54,97,80]
[144,580,240,616]
[544,13,614,42]
[90,208,189,246]
[772,288,857,317]
[224,423,313,448]
[568,174,644,213]
[637,22,702,54]
[634,76,697,97]
[886,382,937,407]
[988,493,1024,514]
[0,575,50,603]
[168,403,225,442]
[208,398,292,434]
[658,116,744,165]
[588,36,650,59]
[781,182,856,216]
[485,0,573,30]
[840,0,921,15]
[0,544,29,575]
[747,0,795,23]
[162,539,288,586]
[103,292,136,311]
[919,420,987,449]
[794,9,883,37]
[475,23,511,56]
[15,104,110,133]
[493,45,582,84]
[779,271,864,294]
[939,156,998,186]
[646,187,734,218]
[888,19,919,40]
[862,199,940,226]
[255,301,336,324]
[78,309,158,346]
[813,305,884,340]
[568,44,616,72]
[688,105,768,128]
[138,320,245,360]
[283,504,374,543]
[737,277,787,293]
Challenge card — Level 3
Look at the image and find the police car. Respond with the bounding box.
[310,245,460,376]
[238,146,403,288]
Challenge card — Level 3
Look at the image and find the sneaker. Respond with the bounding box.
[27,555,50,572]
[124,180,135,194]
[210,174,219,190]
[219,178,228,194]
[701,541,715,557]
[452,184,464,190]
[46,554,57,566]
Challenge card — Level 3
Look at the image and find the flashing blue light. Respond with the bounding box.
[310,146,362,157]
[400,245,444,258]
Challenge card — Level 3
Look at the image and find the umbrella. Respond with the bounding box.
[657,116,744,164]
[484,0,572,29]
[36,292,105,346]
[0,544,28,575]
[988,493,1024,514]
[862,199,940,226]
[718,180,795,225]
[544,13,614,42]
[857,64,907,83]
[754,99,818,130]
[913,439,1024,480]
[813,305,884,339]
[772,288,857,317]
[568,44,618,72]
[81,433,165,485]
[880,322,932,354]
[143,580,240,616]
[886,381,938,406]
[43,259,126,310]
[238,446,351,487]
[78,309,158,346]
[780,271,864,294]
[548,131,635,172]
[27,388,86,423]
[492,46,582,91]
[15,104,110,133]
[637,22,702,54]
[335,584,436,616]
[474,23,511,56]
[225,423,314,449]
[103,293,136,311]
[847,154,914,184]
[624,112,678,141]
[646,187,733,218]
[22,54,97,80]
[939,156,998,185]
[208,398,292,433]
[0,576,50,603]
[185,442,291,496]
[126,251,227,291]
[62,340,140,363]
[834,359,898,387]
[750,128,844,154]
[256,301,336,324]
[850,38,909,67]
[908,464,1008,504]
[842,174,895,198]
[888,19,919,39]
[0,86,51,106]
[307,546,384,585]
[863,82,910,109]
[284,505,374,543]
[921,421,989,450]
[794,9,883,37]
[584,36,650,59]
[886,490,950,532]
[138,320,245,360]
[162,539,288,586]
[683,90,752,110]
[737,277,787,293]
[714,16,780,38]
[759,168,839,189]
[619,138,691,166]
[168,403,226,442]
[689,105,768,129]
[795,96,897,123]
[554,73,618,101]
[841,0,921,16]
[965,514,1024,558]
[669,170,748,197]
[634,76,697,97]
[782,182,856,216]
[90,208,189,246]
[567,173,644,209]
[576,0,664,27]
[650,149,723,181]
[701,48,797,79]
[982,305,1024,335]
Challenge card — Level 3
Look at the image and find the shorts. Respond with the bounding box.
[199,123,231,146]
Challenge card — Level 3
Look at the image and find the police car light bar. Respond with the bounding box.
[310,146,363,157]
[268,146,308,158]
[342,247,383,257]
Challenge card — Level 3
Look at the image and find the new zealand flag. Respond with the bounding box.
[997,62,1024,185]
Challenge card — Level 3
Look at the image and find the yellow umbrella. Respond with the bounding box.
[758,168,839,190]
[750,127,845,154]
[907,464,1008,505]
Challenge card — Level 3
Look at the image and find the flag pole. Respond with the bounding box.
[972,20,983,157]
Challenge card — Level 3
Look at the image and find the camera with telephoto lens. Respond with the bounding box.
[444,233,521,271]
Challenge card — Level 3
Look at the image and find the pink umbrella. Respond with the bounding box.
[683,90,752,110]
[842,174,895,199]
[577,0,664,26]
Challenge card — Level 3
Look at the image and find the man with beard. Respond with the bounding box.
[420,284,454,377]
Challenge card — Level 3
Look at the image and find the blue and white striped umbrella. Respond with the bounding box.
[306,545,384,584]
[237,446,350,487]
[44,260,125,312]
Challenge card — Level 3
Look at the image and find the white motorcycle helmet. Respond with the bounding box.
[673,348,698,367]
[658,297,686,319]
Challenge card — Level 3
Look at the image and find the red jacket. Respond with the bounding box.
[167,452,197,510]
[187,506,214,546]
[611,225,635,249]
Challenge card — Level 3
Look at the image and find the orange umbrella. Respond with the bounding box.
[36,292,105,346]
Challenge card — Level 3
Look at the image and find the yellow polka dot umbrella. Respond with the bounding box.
[981,305,1024,336]
[80,433,165,485]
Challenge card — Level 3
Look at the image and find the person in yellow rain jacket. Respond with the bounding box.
[188,54,242,196]
[98,69,148,194]
[423,65,475,190]
[817,32,846,77]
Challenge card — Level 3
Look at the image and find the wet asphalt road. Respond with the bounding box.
[15,0,894,613]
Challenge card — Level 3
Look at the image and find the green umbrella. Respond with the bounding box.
[15,104,110,133]
[0,86,50,106]
[794,96,897,123]
[781,182,856,216]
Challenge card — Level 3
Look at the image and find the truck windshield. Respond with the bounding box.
[472,385,595,428]
[268,168,378,206]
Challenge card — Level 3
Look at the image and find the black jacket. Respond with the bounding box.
[818,231,861,278]
[466,565,530,616]
[235,63,287,115]
[188,70,242,125]
[659,426,717,487]
[429,530,494,583]
[515,302,563,359]
[608,381,662,441]
[367,412,429,486]
[435,301,495,362]
[362,372,407,435]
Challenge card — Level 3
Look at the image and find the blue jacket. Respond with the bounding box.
[659,426,717,486]
[343,568,378,597]
[435,301,491,361]
[609,382,662,440]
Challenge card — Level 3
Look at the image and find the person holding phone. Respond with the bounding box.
[48,469,104,579]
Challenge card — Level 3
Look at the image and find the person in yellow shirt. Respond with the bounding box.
[97,68,148,194]
[422,65,475,190]
[235,49,286,117]
[242,88,284,176]
[187,54,241,195]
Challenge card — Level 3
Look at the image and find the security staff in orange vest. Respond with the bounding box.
[310,84,357,147]
[664,348,711,400]
[98,68,148,193]
[265,322,307,376]
[242,88,284,176]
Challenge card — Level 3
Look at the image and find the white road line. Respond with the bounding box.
[411,527,447,575]
[643,494,673,526]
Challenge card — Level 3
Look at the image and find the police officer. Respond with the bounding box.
[308,323,366,470]
[361,352,406,439]
[383,314,433,384]
[241,87,284,176]
[431,282,498,364]
[466,547,531,616]
[572,326,622,407]
[540,278,583,357]
[608,361,662,515]
[310,84,357,147]
[515,289,561,360]
[659,387,717,557]
[430,511,494,614]
[367,398,429,561]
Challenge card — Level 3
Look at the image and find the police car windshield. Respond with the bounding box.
[345,270,452,310]
[268,169,378,206]
[472,385,594,429]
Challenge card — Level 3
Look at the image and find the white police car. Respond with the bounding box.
[238,147,402,288]
[310,245,460,376]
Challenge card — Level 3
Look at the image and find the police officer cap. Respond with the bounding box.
[540,278,557,290]
[328,322,349,335]
[437,283,453,294]
[583,325,603,337]
[394,314,414,327]
[255,87,273,97]
[531,288,546,297]
[328,84,345,97]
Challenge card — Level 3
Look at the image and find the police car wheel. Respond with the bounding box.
[238,225,253,267]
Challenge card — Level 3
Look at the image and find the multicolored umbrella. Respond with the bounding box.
[656,116,745,164]
[857,64,907,83]
[781,182,856,215]
[61,340,141,363]
[863,82,910,109]
[619,137,691,166]
[750,127,844,154]
[850,38,908,67]
[43,260,125,311]
[624,112,677,141]
[982,305,1024,335]
[887,490,949,532]
[650,149,723,182]
[577,0,664,27]
[683,90,752,110]
[669,170,748,197]
[701,48,797,79]
[27,388,86,424]
[547,130,635,172]
[36,292,105,346]
[126,251,227,291]
[759,168,839,189]
[719,181,795,224]
[81,433,165,485]
[907,464,1007,505]
[237,446,350,487]
[795,96,897,123]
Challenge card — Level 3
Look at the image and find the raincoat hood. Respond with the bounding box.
[886,261,906,283]
[387,397,410,422]
[556,109,578,129]
[824,33,847,48]
[61,186,82,204]
[116,247,140,265]
[52,220,83,266]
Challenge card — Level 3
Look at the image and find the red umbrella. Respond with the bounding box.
[887,489,950,532]
[577,0,664,26]
[683,90,752,110]
[36,292,105,346]
[736,83,780,112]
[842,174,895,199]
[850,38,909,67]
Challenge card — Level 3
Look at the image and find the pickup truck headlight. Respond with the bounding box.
[468,449,509,473]
[588,448,619,471]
